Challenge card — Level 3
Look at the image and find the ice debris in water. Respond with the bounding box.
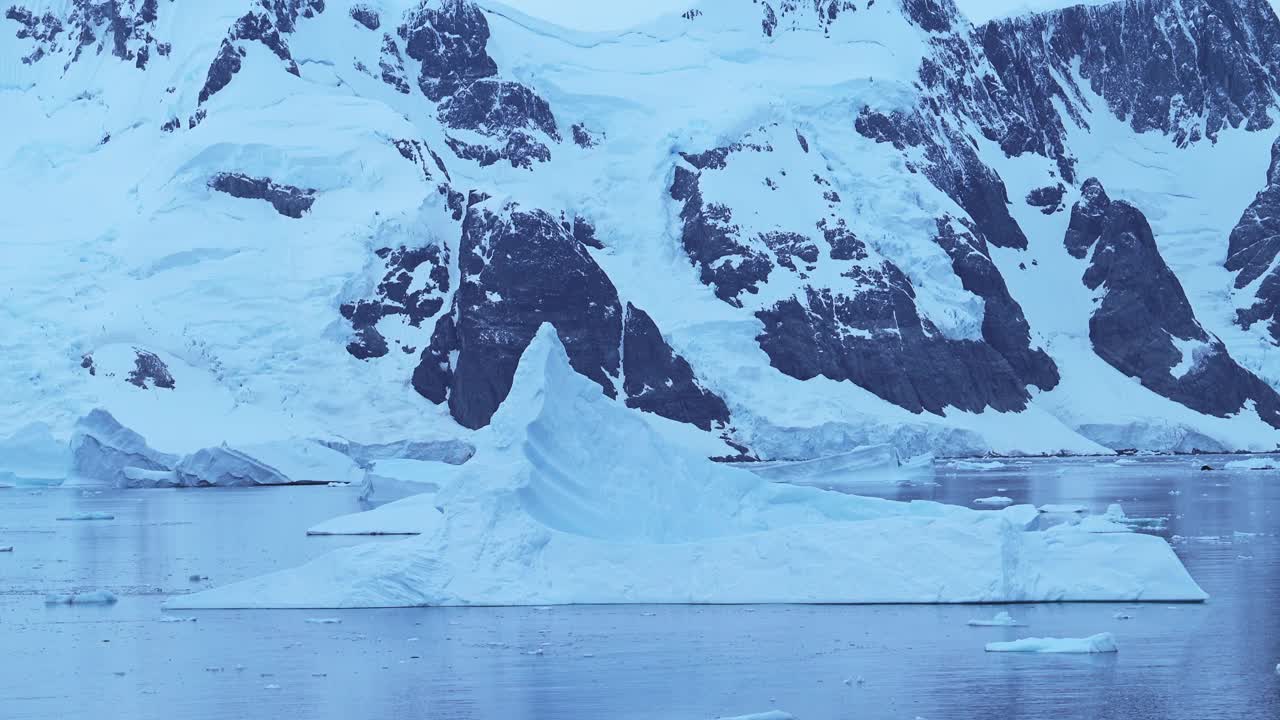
[305,617,341,624]
[717,713,795,720]
[0,546,13,552]
[1113,611,1133,620]
[45,590,118,605]
[189,575,208,582]
[159,615,197,623]
[973,496,1013,507]
[1224,458,1279,471]
[967,611,1024,627]
[56,512,114,521]
[985,633,1118,653]
[950,460,1004,471]
[1037,504,1086,514]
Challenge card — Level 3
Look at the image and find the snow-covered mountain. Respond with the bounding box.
[6,0,1280,458]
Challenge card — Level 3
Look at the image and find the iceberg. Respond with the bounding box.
[967,611,1024,627]
[173,441,360,487]
[0,423,68,484]
[1223,457,1279,471]
[356,458,462,504]
[45,590,118,605]
[985,633,1118,653]
[733,445,933,488]
[973,496,1014,507]
[70,410,179,486]
[168,326,1209,609]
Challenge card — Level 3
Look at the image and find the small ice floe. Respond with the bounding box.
[951,460,1005,471]
[973,496,1014,508]
[0,546,13,552]
[1238,555,1254,561]
[204,666,224,673]
[1168,490,1182,496]
[1037,504,1086,514]
[159,615,198,623]
[640,611,657,617]
[264,683,281,690]
[1274,663,1279,676]
[1113,612,1133,620]
[1224,458,1279,471]
[326,482,351,488]
[56,512,114,521]
[45,590,118,605]
[715,713,795,720]
[985,633,1118,654]
[188,575,208,582]
[1113,459,1138,466]
[305,618,341,624]
[967,611,1024,627]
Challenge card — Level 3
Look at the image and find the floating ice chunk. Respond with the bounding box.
[1113,459,1138,465]
[264,684,281,690]
[949,460,1004,471]
[967,611,1024,627]
[45,590,118,605]
[1168,490,1182,496]
[169,327,1209,609]
[305,617,341,624]
[159,615,197,623]
[985,633,1118,653]
[1113,612,1133,620]
[56,512,114,521]
[718,712,796,720]
[1224,458,1279,471]
[172,440,361,487]
[1037,504,1086,514]
[0,546,12,552]
[973,496,1013,507]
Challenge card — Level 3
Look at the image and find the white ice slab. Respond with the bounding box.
[169,327,1209,609]
[985,633,1118,653]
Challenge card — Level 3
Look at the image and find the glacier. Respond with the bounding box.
[168,326,1207,608]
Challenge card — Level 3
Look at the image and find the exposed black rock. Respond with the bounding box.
[981,0,1280,169]
[1066,178,1280,428]
[342,243,451,360]
[400,0,496,101]
[1025,184,1065,214]
[622,304,730,430]
[820,218,866,261]
[378,33,410,94]
[412,199,727,431]
[933,217,1059,391]
[392,138,439,180]
[127,349,174,390]
[1226,137,1280,343]
[438,79,559,139]
[571,123,599,148]
[81,353,95,376]
[5,0,165,68]
[856,107,1028,250]
[208,173,316,218]
[197,1,323,106]
[755,278,1037,416]
[349,4,379,30]
[445,131,550,170]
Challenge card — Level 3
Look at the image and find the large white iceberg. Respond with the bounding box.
[169,326,1209,609]
[732,444,933,487]
[0,422,69,485]
[173,441,361,487]
[70,409,179,485]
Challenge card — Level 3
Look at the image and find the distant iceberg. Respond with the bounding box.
[986,633,1118,654]
[169,326,1209,609]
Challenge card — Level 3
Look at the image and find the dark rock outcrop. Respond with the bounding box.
[980,0,1280,169]
[342,243,451,360]
[349,4,379,30]
[412,198,727,430]
[127,349,174,389]
[5,0,167,68]
[208,173,316,218]
[1025,185,1065,214]
[197,0,323,106]
[1067,178,1280,428]
[1226,137,1280,343]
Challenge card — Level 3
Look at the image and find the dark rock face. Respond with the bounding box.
[1066,178,1280,428]
[377,33,411,94]
[399,0,558,167]
[127,349,174,390]
[1025,184,1065,214]
[672,128,1055,416]
[980,0,1280,171]
[1226,137,1280,343]
[571,123,599,148]
[208,173,316,218]
[855,108,1028,250]
[342,244,451,360]
[412,199,728,430]
[349,4,379,30]
[197,0,323,106]
[5,0,165,68]
[755,279,1037,415]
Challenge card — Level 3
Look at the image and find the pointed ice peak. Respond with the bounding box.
[484,323,579,447]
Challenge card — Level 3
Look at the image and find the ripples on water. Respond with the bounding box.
[0,456,1275,720]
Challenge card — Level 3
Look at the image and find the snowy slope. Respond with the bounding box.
[4,0,1280,459]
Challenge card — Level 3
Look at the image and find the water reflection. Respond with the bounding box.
[0,458,1275,719]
